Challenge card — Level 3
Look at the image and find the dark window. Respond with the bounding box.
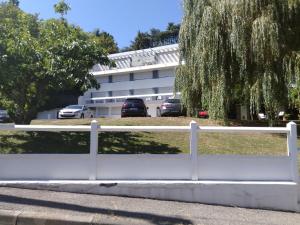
[130,73,134,81]
[106,91,113,103]
[153,87,159,94]
[108,75,113,83]
[125,98,144,104]
[165,99,181,104]
[152,70,159,79]
[129,89,134,95]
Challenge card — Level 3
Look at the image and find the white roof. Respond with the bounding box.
[92,44,179,75]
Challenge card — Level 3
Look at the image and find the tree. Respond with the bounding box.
[54,0,70,19]
[8,0,19,7]
[130,31,152,50]
[91,29,118,54]
[127,23,181,51]
[0,3,110,123]
[176,0,300,123]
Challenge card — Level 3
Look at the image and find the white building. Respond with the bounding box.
[78,44,180,117]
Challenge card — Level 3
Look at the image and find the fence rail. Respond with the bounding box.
[0,120,298,182]
[0,124,290,133]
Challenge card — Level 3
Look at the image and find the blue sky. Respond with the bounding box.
[17,0,183,48]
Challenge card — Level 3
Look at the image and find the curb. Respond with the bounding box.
[0,209,94,225]
[0,209,151,225]
[0,209,98,225]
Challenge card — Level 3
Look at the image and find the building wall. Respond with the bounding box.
[81,44,180,118]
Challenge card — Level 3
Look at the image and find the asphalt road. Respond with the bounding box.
[0,187,299,225]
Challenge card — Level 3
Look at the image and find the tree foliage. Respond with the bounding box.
[176,0,300,122]
[91,29,119,54]
[122,23,180,51]
[0,2,110,123]
[8,0,19,7]
[54,0,70,19]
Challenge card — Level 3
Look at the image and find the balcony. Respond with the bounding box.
[85,92,181,106]
[94,76,175,93]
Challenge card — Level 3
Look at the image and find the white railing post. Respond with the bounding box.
[89,120,99,180]
[190,120,198,180]
[287,122,299,183]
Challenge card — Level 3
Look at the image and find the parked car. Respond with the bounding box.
[258,113,267,120]
[121,98,148,117]
[198,110,209,118]
[159,99,185,117]
[58,105,94,119]
[0,109,10,123]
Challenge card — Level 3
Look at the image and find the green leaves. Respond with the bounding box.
[54,0,71,19]
[0,2,110,123]
[177,0,300,121]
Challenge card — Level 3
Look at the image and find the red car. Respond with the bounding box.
[198,110,209,118]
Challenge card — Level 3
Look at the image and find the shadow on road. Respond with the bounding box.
[0,193,193,225]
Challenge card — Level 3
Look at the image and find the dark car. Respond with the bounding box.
[121,98,148,117]
[0,109,10,123]
[159,99,185,117]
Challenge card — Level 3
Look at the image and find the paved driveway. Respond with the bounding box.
[0,187,299,225]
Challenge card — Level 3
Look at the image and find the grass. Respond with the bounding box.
[0,117,290,156]
[2,117,300,173]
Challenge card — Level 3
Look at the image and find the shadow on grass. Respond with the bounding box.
[0,131,181,154]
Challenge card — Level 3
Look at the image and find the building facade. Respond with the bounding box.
[78,44,180,117]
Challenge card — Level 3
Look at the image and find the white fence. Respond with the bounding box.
[0,121,299,182]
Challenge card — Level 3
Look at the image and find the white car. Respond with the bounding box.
[58,105,94,119]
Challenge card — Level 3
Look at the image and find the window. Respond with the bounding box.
[153,87,159,94]
[130,73,134,81]
[152,87,159,101]
[106,91,113,103]
[152,70,159,79]
[108,75,113,83]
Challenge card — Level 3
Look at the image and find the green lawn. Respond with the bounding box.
[0,117,291,155]
[1,117,299,173]
[0,117,300,172]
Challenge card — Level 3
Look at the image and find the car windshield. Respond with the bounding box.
[125,99,144,104]
[65,105,83,109]
[165,99,180,104]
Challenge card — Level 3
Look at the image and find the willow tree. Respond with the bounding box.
[176,0,300,122]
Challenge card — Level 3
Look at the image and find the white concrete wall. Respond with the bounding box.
[0,155,90,180]
[0,154,293,181]
[92,76,175,93]
[91,69,174,94]
[111,107,122,116]
[113,74,129,82]
[3,180,298,212]
[0,121,298,212]
[159,69,175,78]
[36,109,59,120]
[97,76,109,84]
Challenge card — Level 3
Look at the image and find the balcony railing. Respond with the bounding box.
[85,93,180,105]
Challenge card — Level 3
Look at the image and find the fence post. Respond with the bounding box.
[89,120,99,180]
[190,120,198,180]
[287,122,299,183]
